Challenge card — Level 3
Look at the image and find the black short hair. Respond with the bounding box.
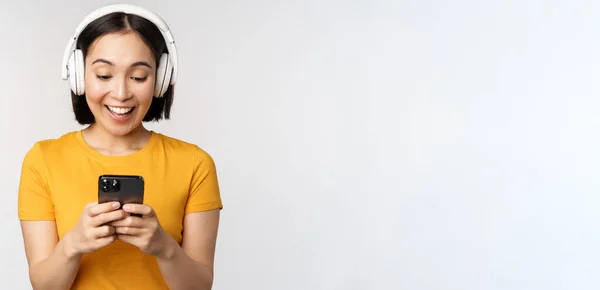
[71,12,174,125]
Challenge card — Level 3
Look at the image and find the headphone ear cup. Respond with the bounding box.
[68,49,85,95]
[154,53,172,98]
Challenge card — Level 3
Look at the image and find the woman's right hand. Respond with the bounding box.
[65,201,128,257]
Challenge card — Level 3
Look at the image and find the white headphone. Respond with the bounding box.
[61,4,179,98]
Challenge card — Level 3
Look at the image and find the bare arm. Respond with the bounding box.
[156,209,220,290]
[20,221,81,290]
[21,202,127,290]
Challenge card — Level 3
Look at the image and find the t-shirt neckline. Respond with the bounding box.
[74,129,159,164]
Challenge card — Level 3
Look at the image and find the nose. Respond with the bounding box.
[111,76,132,101]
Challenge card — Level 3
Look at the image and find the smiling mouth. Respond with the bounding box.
[105,105,135,117]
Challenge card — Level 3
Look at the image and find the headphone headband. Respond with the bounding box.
[61,4,178,85]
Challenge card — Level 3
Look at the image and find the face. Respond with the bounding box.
[84,31,156,136]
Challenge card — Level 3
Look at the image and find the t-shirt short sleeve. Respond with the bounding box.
[185,146,223,214]
[18,142,55,221]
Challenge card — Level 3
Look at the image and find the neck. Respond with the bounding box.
[82,123,152,156]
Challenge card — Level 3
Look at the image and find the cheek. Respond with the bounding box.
[84,76,108,103]
[133,83,155,107]
[138,95,154,109]
[140,81,155,97]
[85,88,107,109]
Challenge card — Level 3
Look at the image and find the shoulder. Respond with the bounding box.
[153,132,216,166]
[23,131,79,162]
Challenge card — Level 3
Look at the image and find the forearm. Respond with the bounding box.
[156,236,213,290]
[29,233,81,290]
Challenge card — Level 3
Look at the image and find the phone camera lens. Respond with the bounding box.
[111,179,120,191]
[100,178,120,192]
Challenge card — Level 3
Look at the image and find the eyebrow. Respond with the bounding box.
[91,58,153,69]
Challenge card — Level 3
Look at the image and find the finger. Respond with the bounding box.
[109,216,143,228]
[88,202,121,216]
[92,225,115,238]
[123,204,154,217]
[115,226,144,236]
[116,234,138,246]
[91,209,128,227]
[96,235,116,248]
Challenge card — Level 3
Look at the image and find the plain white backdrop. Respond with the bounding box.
[1,0,599,289]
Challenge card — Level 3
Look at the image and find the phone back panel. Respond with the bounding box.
[98,175,145,205]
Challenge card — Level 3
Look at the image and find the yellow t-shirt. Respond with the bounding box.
[18,130,223,289]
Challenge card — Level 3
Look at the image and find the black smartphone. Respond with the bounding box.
[98,175,145,210]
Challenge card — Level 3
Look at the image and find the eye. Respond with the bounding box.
[132,76,148,82]
[96,75,112,80]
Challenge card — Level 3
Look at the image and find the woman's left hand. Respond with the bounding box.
[110,204,170,258]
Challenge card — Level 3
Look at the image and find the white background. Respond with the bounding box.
[1,0,598,289]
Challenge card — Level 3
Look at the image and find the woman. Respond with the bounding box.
[18,4,223,290]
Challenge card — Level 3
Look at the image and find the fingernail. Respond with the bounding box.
[113,202,120,208]
[123,205,130,211]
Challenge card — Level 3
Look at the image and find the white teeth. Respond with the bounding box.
[107,106,132,114]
